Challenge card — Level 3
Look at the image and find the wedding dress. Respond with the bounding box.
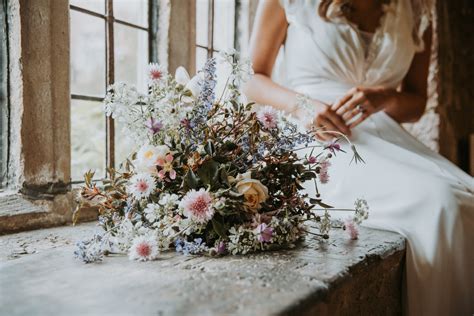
[277,0,474,315]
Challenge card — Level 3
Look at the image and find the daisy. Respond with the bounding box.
[128,173,156,199]
[148,63,167,84]
[257,105,279,130]
[156,153,176,180]
[180,188,215,224]
[128,235,159,261]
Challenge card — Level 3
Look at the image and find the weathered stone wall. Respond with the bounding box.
[0,0,73,234]
[436,0,474,173]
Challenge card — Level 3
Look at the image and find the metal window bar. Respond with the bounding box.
[198,0,239,62]
[70,0,157,182]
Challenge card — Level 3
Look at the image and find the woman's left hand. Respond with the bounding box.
[331,86,395,128]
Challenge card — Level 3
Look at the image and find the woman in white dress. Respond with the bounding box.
[244,0,474,315]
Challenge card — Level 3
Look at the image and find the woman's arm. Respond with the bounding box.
[244,0,350,139]
[332,26,432,127]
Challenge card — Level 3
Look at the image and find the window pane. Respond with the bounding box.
[196,0,209,47]
[115,120,139,169]
[196,47,208,72]
[70,0,105,14]
[70,11,106,97]
[213,0,235,51]
[115,24,149,92]
[114,0,148,27]
[0,2,7,188]
[71,100,106,181]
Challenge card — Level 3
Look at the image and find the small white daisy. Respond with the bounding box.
[128,173,156,200]
[148,63,167,85]
[128,235,159,261]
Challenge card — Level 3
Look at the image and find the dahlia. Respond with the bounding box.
[179,188,215,224]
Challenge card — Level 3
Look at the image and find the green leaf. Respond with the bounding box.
[212,218,227,239]
[197,159,220,187]
[183,169,199,190]
[205,140,215,156]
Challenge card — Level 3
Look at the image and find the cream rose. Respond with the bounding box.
[234,172,269,211]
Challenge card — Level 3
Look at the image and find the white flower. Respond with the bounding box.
[257,106,279,129]
[175,66,191,85]
[144,203,162,223]
[128,235,159,261]
[148,63,167,84]
[135,144,169,171]
[179,188,215,224]
[159,193,180,209]
[128,173,156,199]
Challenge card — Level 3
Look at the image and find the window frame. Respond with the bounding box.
[0,0,9,190]
[69,0,158,184]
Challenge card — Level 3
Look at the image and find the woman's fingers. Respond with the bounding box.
[336,93,366,116]
[314,118,340,140]
[325,110,351,135]
[348,112,369,129]
[331,90,354,112]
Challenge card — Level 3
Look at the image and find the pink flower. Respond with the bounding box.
[307,156,317,164]
[180,188,215,224]
[255,223,273,243]
[128,235,159,261]
[344,218,359,240]
[156,153,176,180]
[318,160,331,184]
[325,140,342,155]
[128,173,156,199]
[148,63,166,84]
[257,106,279,129]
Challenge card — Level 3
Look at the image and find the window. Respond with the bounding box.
[70,0,157,182]
[0,0,8,189]
[195,0,239,70]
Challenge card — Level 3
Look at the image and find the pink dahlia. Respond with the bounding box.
[257,106,279,129]
[255,223,273,243]
[180,188,215,224]
[344,218,359,240]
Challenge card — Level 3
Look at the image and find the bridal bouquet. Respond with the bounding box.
[74,50,368,263]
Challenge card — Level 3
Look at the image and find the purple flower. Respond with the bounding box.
[145,117,163,135]
[217,241,227,255]
[325,140,343,155]
[255,223,273,243]
[307,156,317,164]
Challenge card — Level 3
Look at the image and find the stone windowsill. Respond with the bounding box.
[0,223,406,316]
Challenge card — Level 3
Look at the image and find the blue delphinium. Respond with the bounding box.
[74,234,104,263]
[174,238,208,256]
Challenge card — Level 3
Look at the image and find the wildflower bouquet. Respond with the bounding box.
[75,51,368,263]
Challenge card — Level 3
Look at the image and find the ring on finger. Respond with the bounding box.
[356,104,366,113]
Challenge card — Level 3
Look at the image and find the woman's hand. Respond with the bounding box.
[299,100,351,141]
[331,86,396,128]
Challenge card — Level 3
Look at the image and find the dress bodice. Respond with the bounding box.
[277,0,425,104]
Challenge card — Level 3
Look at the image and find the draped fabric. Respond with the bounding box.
[277,0,474,315]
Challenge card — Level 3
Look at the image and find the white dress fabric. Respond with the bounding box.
[277,0,474,315]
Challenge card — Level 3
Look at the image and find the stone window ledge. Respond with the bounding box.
[0,223,406,315]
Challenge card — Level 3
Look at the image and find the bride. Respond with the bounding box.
[244,0,474,315]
